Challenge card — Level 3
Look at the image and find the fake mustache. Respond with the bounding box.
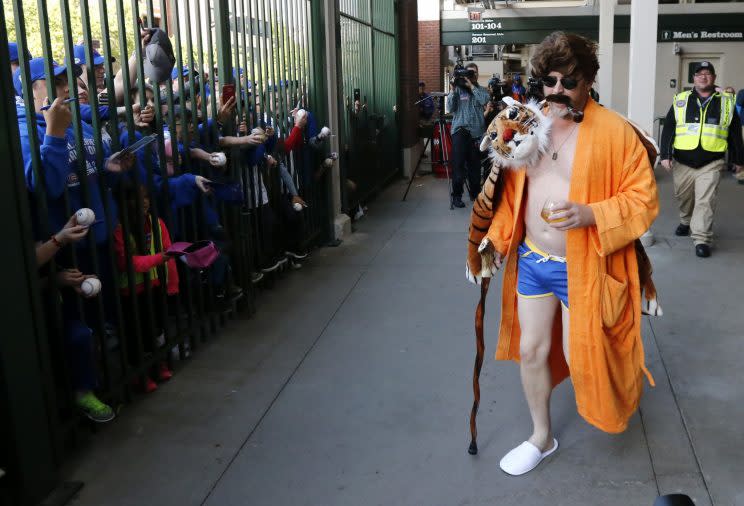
[544,94,584,123]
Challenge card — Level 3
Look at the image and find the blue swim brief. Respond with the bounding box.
[516,238,569,308]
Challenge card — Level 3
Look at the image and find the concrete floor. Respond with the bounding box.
[64,167,744,506]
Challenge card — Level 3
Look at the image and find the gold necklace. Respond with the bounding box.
[550,123,579,161]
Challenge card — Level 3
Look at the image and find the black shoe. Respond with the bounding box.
[452,198,466,208]
[695,244,711,258]
[675,224,690,236]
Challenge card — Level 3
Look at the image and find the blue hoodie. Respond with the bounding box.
[119,127,201,220]
[16,104,117,245]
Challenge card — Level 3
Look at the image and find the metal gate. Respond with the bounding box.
[0,0,328,504]
[337,0,399,212]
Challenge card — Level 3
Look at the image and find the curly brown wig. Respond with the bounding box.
[530,32,599,84]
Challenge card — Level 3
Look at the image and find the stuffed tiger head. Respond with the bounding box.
[479,97,551,169]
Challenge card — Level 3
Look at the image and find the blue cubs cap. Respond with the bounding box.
[72,45,105,66]
[8,42,32,63]
[171,65,197,80]
[14,58,81,95]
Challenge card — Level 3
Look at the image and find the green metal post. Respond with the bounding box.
[214,0,234,103]
[0,8,61,505]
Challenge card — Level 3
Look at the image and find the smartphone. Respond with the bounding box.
[353,88,361,102]
[222,84,235,103]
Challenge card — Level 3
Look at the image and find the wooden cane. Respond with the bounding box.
[469,276,491,455]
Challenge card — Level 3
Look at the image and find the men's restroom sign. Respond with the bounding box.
[661,29,744,41]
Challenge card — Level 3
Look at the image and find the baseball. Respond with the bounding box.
[75,208,96,227]
[319,126,331,139]
[323,157,335,168]
[81,277,101,296]
[210,152,227,167]
[293,202,303,212]
[296,109,307,122]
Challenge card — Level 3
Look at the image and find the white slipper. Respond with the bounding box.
[499,438,558,476]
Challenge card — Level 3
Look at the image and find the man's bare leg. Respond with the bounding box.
[517,294,560,452]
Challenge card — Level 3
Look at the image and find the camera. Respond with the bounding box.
[487,74,507,102]
[451,61,475,90]
[526,76,543,101]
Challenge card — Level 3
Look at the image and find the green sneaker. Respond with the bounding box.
[76,392,115,423]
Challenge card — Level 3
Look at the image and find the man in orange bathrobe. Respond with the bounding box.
[484,32,659,476]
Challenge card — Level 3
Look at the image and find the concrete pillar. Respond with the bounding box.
[597,0,615,109]
[627,0,658,133]
[323,0,351,240]
[400,0,421,178]
[627,0,658,245]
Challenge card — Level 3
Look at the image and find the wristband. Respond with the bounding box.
[51,234,63,248]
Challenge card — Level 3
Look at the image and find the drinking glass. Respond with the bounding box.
[541,199,567,223]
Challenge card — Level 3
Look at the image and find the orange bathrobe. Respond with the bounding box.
[485,99,659,433]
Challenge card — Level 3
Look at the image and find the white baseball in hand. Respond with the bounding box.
[293,202,303,212]
[296,109,307,122]
[75,208,96,227]
[81,277,102,296]
[210,152,227,167]
[319,126,331,139]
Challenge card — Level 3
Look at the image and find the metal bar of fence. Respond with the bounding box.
[8,2,70,464]
[132,0,175,372]
[170,0,205,349]
[79,0,130,395]
[113,0,149,383]
[262,0,282,249]
[240,0,263,279]
[154,0,192,354]
[183,0,211,344]
[0,7,62,502]
[0,1,336,502]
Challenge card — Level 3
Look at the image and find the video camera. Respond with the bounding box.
[526,76,543,101]
[451,61,476,90]
[487,74,507,102]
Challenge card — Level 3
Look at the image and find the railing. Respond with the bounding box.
[338,0,399,214]
[0,1,329,504]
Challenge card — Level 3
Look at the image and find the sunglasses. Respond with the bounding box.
[541,75,580,90]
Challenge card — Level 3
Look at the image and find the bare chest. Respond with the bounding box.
[526,128,578,190]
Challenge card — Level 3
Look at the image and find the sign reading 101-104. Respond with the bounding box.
[470,18,504,44]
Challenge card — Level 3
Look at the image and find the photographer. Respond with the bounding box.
[485,75,507,125]
[446,62,489,208]
[526,76,544,102]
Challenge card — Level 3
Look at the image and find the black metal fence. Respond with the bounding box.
[0,0,333,504]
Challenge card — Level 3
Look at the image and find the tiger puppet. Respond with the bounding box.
[464,96,660,455]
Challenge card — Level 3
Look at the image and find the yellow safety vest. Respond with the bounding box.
[118,216,167,290]
[673,90,734,152]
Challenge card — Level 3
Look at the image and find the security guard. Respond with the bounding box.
[660,61,744,258]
